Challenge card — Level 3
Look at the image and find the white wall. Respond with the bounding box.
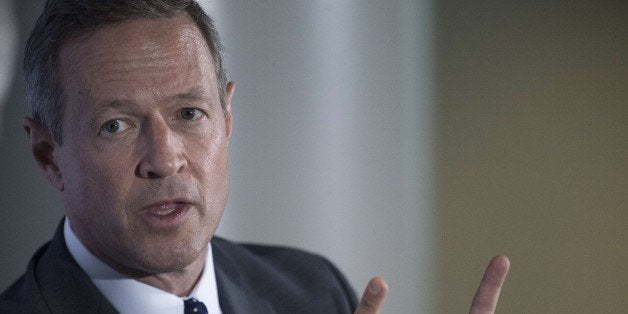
[204,1,435,312]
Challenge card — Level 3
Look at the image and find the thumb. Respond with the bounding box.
[354,277,389,314]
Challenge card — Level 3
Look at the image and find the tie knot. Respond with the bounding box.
[184,298,208,314]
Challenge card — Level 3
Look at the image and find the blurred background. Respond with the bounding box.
[0,1,626,313]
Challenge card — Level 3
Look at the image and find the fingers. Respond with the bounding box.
[469,255,510,314]
[354,277,389,314]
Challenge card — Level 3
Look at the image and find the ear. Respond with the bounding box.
[224,81,236,139]
[23,117,64,191]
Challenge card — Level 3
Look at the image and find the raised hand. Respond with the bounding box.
[354,277,389,314]
[469,256,510,314]
[354,255,509,314]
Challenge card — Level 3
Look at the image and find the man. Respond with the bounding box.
[1,0,508,313]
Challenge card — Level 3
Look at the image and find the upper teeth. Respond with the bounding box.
[153,208,176,216]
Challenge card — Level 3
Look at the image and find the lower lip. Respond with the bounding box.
[141,202,191,230]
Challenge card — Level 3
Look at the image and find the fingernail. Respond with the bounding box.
[369,281,381,294]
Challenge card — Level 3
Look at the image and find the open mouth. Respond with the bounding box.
[149,202,187,216]
[141,201,192,228]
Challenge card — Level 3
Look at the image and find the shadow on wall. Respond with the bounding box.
[0,0,63,290]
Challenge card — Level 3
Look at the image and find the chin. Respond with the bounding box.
[133,237,209,274]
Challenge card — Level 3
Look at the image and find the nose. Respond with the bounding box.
[136,118,187,179]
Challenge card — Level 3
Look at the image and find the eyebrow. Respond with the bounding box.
[91,99,137,118]
[91,86,213,114]
[171,86,212,103]
[87,99,136,127]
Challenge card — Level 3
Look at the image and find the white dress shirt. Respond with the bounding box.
[64,219,222,314]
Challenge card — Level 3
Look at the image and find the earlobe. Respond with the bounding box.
[23,117,65,191]
[224,81,236,139]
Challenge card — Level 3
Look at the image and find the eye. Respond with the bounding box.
[179,108,204,121]
[100,119,132,134]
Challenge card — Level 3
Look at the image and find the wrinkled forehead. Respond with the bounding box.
[67,13,206,55]
[57,13,218,106]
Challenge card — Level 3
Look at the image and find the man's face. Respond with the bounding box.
[52,14,233,275]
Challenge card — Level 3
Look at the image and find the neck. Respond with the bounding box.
[133,247,207,297]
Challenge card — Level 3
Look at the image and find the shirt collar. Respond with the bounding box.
[64,218,222,314]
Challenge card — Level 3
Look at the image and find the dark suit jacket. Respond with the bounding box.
[0,220,358,313]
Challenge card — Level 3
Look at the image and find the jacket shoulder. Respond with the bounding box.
[211,237,358,313]
[0,242,53,313]
[1,220,117,314]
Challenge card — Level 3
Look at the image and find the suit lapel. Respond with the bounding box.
[212,239,275,314]
[35,219,118,313]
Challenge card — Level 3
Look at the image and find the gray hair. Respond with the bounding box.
[24,0,228,144]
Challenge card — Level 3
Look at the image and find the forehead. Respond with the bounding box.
[58,14,217,105]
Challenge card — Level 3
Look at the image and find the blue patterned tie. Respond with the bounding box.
[184,298,208,314]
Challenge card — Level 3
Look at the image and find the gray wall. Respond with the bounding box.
[0,0,64,293]
[203,1,434,312]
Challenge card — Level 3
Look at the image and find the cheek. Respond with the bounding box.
[191,137,230,200]
[189,122,229,168]
[62,144,134,208]
[200,136,229,174]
